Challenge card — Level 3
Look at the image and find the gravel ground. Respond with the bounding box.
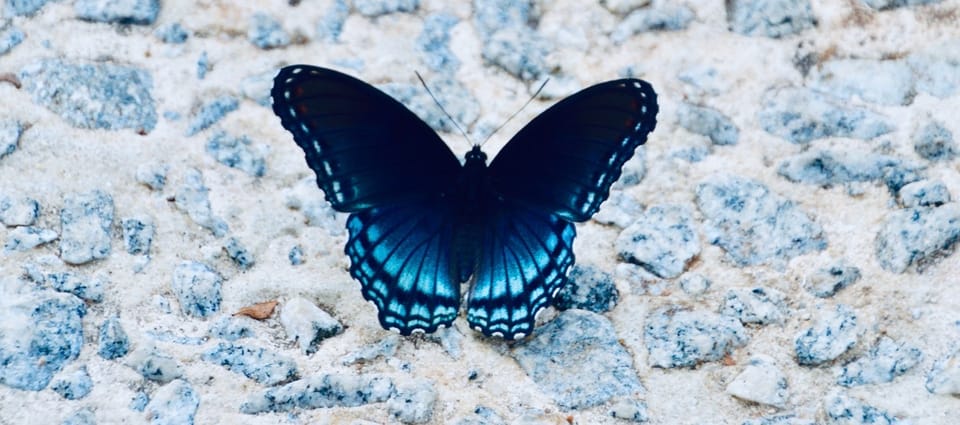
[1,0,960,424]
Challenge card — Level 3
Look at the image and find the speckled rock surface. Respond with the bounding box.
[1,1,959,424]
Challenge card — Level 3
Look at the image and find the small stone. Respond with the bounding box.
[926,347,960,395]
[208,316,254,341]
[206,131,267,177]
[224,237,255,270]
[129,391,149,411]
[696,174,826,267]
[0,282,86,392]
[124,346,183,383]
[288,245,304,265]
[0,26,23,56]
[808,59,915,106]
[122,216,154,255]
[202,342,298,386]
[171,261,222,318]
[240,374,394,414]
[75,0,160,24]
[613,149,647,189]
[341,335,401,365]
[418,13,460,74]
[553,265,619,313]
[795,304,858,366]
[594,190,645,228]
[776,149,903,186]
[837,336,922,387]
[758,87,893,144]
[616,204,700,279]
[51,366,93,400]
[0,120,22,161]
[0,194,38,227]
[20,59,157,132]
[480,27,548,81]
[98,315,130,359]
[824,390,906,425]
[248,12,290,49]
[388,379,437,424]
[862,0,941,10]
[726,355,788,408]
[721,286,788,326]
[677,103,739,146]
[726,0,815,38]
[196,51,210,80]
[912,120,956,162]
[48,272,105,303]
[145,380,199,425]
[135,163,168,191]
[512,310,644,409]
[316,0,349,42]
[185,96,239,136]
[280,297,343,355]
[875,204,960,273]
[240,70,274,107]
[898,180,951,208]
[59,190,114,265]
[353,0,418,17]
[175,169,228,236]
[645,306,749,368]
[155,22,188,44]
[679,273,711,297]
[805,263,861,298]
[286,177,346,235]
[608,398,649,423]
[4,226,58,251]
[611,4,694,43]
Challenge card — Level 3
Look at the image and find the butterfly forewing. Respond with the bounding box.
[488,79,659,222]
[271,65,462,212]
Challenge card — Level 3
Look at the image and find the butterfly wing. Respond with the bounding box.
[345,198,461,335]
[271,65,462,212]
[273,65,465,334]
[466,201,576,339]
[488,79,658,222]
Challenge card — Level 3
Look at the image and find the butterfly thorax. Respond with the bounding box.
[450,145,495,282]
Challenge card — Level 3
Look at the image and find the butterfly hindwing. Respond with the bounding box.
[345,199,460,335]
[488,79,658,222]
[271,65,462,212]
[467,201,576,339]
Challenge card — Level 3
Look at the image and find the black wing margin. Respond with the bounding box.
[271,65,462,212]
[488,79,658,222]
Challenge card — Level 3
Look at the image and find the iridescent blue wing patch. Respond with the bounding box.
[345,199,460,335]
[467,202,576,339]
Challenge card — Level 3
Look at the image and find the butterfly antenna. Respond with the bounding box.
[480,77,549,147]
[415,71,473,144]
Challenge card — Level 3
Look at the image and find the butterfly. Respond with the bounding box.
[271,65,658,340]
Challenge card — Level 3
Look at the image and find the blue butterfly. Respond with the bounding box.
[271,66,658,340]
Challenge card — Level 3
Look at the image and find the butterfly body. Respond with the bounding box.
[272,65,658,340]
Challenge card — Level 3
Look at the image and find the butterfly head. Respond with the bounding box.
[464,145,488,166]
